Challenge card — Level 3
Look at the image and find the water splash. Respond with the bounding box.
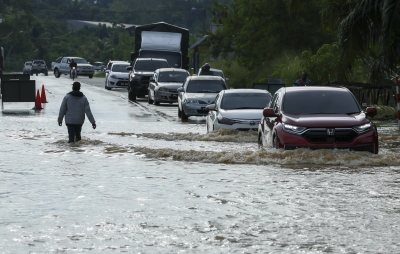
[109,129,258,143]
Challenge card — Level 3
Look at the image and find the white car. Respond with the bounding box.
[205,89,272,133]
[105,62,130,90]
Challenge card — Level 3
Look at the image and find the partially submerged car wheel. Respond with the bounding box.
[258,133,263,149]
[153,97,160,105]
[181,107,188,122]
[128,89,136,101]
[54,69,60,78]
[273,134,279,149]
[148,90,154,104]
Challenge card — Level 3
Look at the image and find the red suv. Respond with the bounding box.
[258,86,378,153]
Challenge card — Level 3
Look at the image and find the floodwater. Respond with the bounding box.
[0,75,399,253]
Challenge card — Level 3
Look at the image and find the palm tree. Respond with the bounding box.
[337,0,400,83]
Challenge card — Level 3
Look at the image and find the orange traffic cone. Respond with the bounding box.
[35,90,43,109]
[41,84,47,103]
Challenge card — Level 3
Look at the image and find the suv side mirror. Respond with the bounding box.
[365,107,377,118]
[205,104,216,111]
[126,66,132,71]
[263,108,277,117]
[177,87,184,93]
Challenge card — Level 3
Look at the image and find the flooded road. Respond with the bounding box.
[0,75,399,253]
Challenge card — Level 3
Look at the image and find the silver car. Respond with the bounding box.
[177,76,227,121]
[205,89,272,133]
[105,62,130,90]
[148,68,189,105]
[22,61,32,74]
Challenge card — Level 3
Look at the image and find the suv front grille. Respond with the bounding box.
[140,76,150,85]
[302,128,358,143]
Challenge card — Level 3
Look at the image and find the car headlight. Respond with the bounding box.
[110,74,117,79]
[353,122,372,134]
[282,123,307,135]
[217,114,236,125]
[158,86,168,91]
[184,99,199,105]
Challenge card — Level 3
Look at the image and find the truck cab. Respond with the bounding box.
[127,58,169,101]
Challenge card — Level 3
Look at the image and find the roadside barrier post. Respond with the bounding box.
[397,77,400,129]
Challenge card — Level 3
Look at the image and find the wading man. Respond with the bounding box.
[293,71,312,86]
[58,81,96,143]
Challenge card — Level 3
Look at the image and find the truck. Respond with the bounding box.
[127,22,190,101]
[53,56,94,79]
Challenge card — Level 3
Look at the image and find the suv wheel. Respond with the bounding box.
[128,90,136,101]
[54,69,60,78]
[273,134,279,149]
[181,106,188,122]
[148,90,154,104]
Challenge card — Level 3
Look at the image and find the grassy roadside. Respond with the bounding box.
[94,72,105,78]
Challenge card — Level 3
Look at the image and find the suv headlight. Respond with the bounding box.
[282,123,307,135]
[217,115,236,125]
[353,122,372,134]
[184,99,199,105]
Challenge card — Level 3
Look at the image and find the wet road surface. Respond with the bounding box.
[0,74,399,253]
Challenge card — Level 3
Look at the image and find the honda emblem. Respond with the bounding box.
[326,128,335,136]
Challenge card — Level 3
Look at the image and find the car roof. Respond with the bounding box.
[283,86,349,94]
[222,89,271,94]
[136,58,167,61]
[187,75,225,81]
[111,62,129,65]
[157,68,189,73]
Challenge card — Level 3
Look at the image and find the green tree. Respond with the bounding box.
[337,0,400,83]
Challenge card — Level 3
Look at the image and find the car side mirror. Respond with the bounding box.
[365,107,377,118]
[177,87,184,93]
[205,104,216,111]
[105,70,109,73]
[126,66,132,71]
[263,108,277,117]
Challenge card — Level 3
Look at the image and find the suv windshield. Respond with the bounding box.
[283,90,360,115]
[135,60,169,71]
[221,93,271,109]
[158,71,189,82]
[112,64,130,73]
[73,58,88,64]
[187,80,227,93]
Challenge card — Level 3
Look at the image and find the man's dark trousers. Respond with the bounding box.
[67,124,82,143]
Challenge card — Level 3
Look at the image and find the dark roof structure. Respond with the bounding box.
[67,20,136,31]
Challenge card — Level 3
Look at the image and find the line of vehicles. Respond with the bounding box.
[26,21,379,154]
